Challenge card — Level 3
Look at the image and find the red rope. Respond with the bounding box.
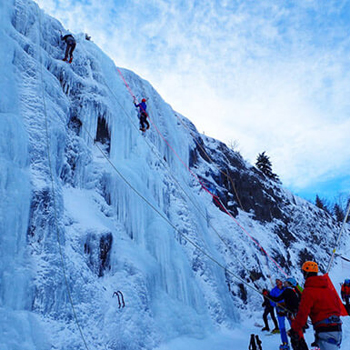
[117,67,136,100]
[116,67,288,278]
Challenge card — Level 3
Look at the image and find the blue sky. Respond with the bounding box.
[35,0,350,206]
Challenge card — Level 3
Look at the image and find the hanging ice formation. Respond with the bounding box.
[0,0,348,349]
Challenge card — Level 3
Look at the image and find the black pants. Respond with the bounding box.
[64,39,76,60]
[345,295,350,315]
[291,336,309,350]
[140,112,150,130]
[263,307,278,329]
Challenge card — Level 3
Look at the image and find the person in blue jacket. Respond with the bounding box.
[270,279,289,350]
[134,98,150,132]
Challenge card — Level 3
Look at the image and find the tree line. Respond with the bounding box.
[255,151,349,224]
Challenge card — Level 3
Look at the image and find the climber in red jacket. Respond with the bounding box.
[289,261,342,350]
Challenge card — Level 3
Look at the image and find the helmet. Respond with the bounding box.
[301,261,318,273]
[142,98,146,102]
[286,277,297,287]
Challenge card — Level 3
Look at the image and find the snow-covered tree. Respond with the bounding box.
[255,151,279,182]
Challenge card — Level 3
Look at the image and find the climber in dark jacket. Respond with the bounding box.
[270,278,308,350]
[61,31,76,63]
[341,279,350,314]
[261,289,279,332]
[269,278,300,317]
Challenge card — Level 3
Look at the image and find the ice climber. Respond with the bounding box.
[261,288,279,332]
[60,31,76,63]
[270,279,290,349]
[341,279,350,314]
[289,261,343,350]
[134,98,150,132]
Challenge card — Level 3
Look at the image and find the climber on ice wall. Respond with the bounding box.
[60,30,76,63]
[134,98,150,132]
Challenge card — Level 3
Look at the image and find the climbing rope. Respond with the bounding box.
[35,7,90,350]
[65,56,263,286]
[115,67,288,278]
[74,45,272,293]
[81,123,267,298]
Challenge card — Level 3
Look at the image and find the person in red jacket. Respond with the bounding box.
[289,261,342,350]
[341,279,350,314]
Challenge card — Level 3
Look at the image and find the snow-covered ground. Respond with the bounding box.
[156,312,350,350]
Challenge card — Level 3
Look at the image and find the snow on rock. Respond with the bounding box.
[0,0,349,349]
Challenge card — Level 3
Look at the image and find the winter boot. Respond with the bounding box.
[261,327,269,331]
[279,343,290,350]
[69,56,73,64]
[271,328,280,334]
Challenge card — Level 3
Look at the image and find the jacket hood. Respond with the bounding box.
[304,274,329,289]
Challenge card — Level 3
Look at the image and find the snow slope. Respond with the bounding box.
[0,0,349,349]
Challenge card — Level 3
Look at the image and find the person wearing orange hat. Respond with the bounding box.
[289,261,343,350]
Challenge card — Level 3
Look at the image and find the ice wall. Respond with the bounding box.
[0,0,239,349]
[0,0,37,346]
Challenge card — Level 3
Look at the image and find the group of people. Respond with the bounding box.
[59,31,150,132]
[261,261,347,350]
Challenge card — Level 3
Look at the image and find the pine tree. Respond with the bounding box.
[315,195,325,210]
[256,151,279,182]
[333,203,345,222]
